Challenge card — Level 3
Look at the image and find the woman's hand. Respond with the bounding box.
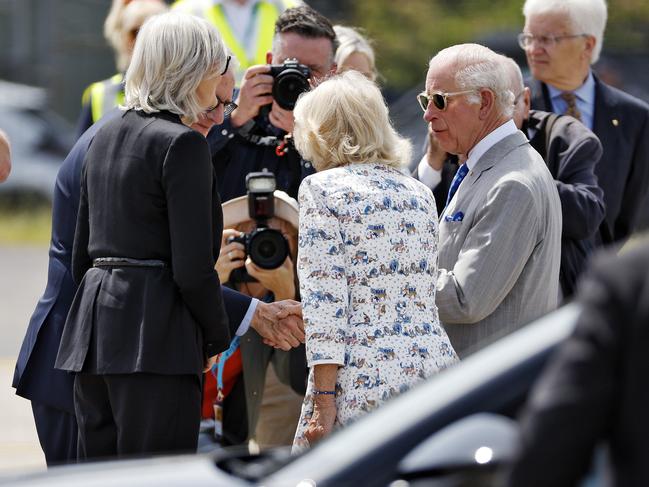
[304,396,337,446]
[216,229,246,283]
[245,256,296,300]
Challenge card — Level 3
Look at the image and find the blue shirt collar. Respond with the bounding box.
[547,70,595,106]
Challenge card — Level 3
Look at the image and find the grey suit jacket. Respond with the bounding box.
[436,131,562,357]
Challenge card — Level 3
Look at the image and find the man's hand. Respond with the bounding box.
[203,354,217,373]
[268,101,295,133]
[230,65,274,128]
[426,124,448,171]
[251,300,304,351]
[246,256,296,301]
[0,130,11,183]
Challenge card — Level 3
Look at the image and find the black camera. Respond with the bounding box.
[227,171,290,282]
[269,58,311,110]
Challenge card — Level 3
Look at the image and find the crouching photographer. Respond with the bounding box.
[206,5,338,202]
[198,174,307,452]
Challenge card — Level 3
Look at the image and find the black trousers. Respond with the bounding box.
[31,401,78,466]
[74,372,201,461]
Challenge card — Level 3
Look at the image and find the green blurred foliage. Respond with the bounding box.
[349,0,649,90]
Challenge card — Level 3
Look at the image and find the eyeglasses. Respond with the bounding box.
[517,33,587,49]
[417,90,476,112]
[205,97,238,117]
[220,55,231,76]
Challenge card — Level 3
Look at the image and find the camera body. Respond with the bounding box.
[227,171,289,282]
[269,58,311,110]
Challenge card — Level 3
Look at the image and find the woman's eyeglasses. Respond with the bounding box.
[205,97,238,117]
[417,90,476,112]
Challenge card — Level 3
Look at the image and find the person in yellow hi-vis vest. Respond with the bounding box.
[76,0,167,137]
[172,0,300,84]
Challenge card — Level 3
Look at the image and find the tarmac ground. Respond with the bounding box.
[0,245,48,474]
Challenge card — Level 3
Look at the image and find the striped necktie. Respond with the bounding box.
[445,163,469,209]
[560,92,582,121]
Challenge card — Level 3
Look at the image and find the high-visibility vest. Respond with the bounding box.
[172,0,298,82]
[81,73,125,123]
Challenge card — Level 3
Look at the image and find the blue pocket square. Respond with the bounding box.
[444,211,464,222]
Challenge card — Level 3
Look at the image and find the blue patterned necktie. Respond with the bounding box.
[445,163,469,209]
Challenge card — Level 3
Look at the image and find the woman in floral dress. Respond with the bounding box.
[291,71,458,451]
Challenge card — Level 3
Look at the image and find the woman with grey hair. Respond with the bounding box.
[55,12,237,459]
[291,71,458,450]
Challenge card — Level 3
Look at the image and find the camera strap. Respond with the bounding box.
[236,117,293,156]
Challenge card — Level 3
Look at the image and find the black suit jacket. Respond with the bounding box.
[508,238,649,486]
[55,109,232,378]
[528,76,649,244]
[527,110,605,296]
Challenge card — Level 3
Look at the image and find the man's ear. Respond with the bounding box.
[479,88,495,119]
[266,51,273,64]
[523,87,531,119]
[582,35,596,63]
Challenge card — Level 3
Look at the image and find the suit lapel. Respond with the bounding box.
[468,131,530,185]
[592,75,619,154]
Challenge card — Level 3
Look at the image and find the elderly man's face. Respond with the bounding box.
[523,12,593,87]
[423,61,481,156]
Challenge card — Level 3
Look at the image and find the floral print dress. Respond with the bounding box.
[293,164,458,451]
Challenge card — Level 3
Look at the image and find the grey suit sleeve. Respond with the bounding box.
[436,178,544,324]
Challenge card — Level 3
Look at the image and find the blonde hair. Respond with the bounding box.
[334,25,377,81]
[104,0,168,72]
[293,70,411,172]
[124,12,229,124]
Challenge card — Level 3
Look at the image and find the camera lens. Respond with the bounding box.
[272,70,310,110]
[248,228,289,269]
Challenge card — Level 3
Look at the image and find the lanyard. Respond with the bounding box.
[211,336,240,401]
[219,2,260,61]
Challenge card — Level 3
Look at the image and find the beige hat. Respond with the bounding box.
[222,190,299,230]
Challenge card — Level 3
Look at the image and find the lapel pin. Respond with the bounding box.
[612,119,619,126]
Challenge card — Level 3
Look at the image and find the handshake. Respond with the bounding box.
[250,299,304,351]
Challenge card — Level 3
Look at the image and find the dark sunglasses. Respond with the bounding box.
[204,97,238,117]
[417,89,476,112]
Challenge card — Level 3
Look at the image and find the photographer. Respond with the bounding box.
[206,5,337,202]
[199,184,307,450]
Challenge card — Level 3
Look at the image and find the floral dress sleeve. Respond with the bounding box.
[297,177,349,367]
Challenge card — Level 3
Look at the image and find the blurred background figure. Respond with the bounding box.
[76,0,168,137]
[199,190,306,452]
[521,0,649,244]
[0,129,11,182]
[291,70,458,451]
[172,0,300,84]
[506,236,649,487]
[333,25,377,81]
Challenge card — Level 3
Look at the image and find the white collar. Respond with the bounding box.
[465,119,517,171]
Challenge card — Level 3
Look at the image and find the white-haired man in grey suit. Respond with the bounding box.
[419,43,562,357]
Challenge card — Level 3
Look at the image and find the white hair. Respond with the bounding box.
[124,12,229,124]
[293,70,411,171]
[523,0,608,64]
[501,56,524,94]
[104,0,168,71]
[430,43,515,119]
[334,25,377,81]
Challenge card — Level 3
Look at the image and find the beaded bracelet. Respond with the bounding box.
[313,389,336,396]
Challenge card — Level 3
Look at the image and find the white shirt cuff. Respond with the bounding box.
[417,155,443,190]
[235,297,259,336]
